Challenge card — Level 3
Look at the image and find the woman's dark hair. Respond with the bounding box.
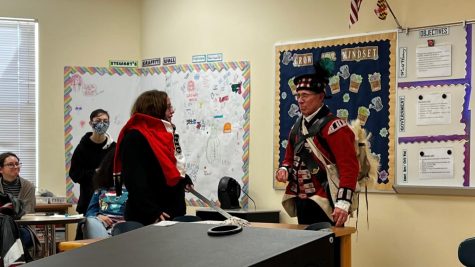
[130,90,168,120]
[0,152,19,167]
[90,109,110,121]
[92,149,115,190]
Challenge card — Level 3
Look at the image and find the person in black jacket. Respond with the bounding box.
[113,90,193,226]
[69,109,116,239]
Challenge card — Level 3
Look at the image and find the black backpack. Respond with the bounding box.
[0,214,26,266]
[0,192,25,220]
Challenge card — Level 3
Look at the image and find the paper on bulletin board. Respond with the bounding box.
[397,85,465,137]
[396,142,464,187]
[418,147,454,179]
[139,63,250,205]
[416,44,452,78]
[416,93,451,125]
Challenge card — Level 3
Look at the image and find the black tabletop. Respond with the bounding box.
[25,222,334,267]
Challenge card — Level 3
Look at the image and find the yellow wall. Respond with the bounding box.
[141,1,475,265]
[3,0,475,266]
[0,0,142,196]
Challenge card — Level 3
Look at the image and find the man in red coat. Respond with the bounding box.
[275,59,359,227]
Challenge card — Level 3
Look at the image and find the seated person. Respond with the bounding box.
[83,149,128,239]
[0,152,37,258]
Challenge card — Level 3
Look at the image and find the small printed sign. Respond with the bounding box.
[207,53,223,62]
[418,147,454,179]
[341,46,378,62]
[163,57,176,65]
[402,149,408,183]
[109,60,138,68]
[192,55,206,63]
[416,45,452,78]
[142,58,161,67]
[416,93,451,125]
[293,53,313,67]
[399,47,407,78]
[419,27,449,38]
[399,96,406,132]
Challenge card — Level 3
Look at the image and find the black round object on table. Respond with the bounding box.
[207,224,243,236]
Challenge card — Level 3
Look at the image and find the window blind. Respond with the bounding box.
[0,18,37,186]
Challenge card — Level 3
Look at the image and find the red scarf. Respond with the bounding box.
[113,113,181,187]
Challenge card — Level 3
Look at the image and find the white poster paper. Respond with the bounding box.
[418,147,454,179]
[416,93,451,125]
[64,62,250,206]
[416,44,451,78]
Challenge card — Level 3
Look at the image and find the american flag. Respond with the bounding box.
[349,0,363,27]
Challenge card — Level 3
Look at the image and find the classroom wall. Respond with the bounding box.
[142,1,475,266]
[0,0,141,196]
[2,0,475,266]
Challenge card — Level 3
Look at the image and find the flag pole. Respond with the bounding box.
[384,0,402,29]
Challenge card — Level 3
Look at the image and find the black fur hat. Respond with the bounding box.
[294,58,334,94]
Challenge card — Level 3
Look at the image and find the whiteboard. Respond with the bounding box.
[64,62,251,207]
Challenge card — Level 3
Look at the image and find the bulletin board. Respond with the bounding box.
[274,31,397,192]
[395,24,475,195]
[64,62,251,207]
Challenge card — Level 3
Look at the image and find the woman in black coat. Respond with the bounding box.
[113,90,193,226]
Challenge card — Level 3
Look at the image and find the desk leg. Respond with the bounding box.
[340,235,351,267]
[43,225,50,257]
[44,224,56,256]
[51,224,57,255]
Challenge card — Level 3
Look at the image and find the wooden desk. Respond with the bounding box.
[251,222,356,267]
[34,204,74,252]
[35,204,72,213]
[17,215,84,256]
[58,238,102,252]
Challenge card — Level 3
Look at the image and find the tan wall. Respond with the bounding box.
[0,0,142,196]
[142,1,475,266]
[2,0,475,266]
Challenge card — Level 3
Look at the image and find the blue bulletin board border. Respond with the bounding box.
[273,32,397,192]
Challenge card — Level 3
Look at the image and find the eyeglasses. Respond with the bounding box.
[295,93,317,100]
[3,162,22,168]
[167,104,174,111]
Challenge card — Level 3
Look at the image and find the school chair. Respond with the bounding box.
[459,237,475,267]
[111,221,144,236]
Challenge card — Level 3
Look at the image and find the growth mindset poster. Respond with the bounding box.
[274,32,397,191]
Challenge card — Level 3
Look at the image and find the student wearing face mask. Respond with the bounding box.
[69,109,116,239]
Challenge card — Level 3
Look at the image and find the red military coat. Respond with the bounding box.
[281,110,359,219]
